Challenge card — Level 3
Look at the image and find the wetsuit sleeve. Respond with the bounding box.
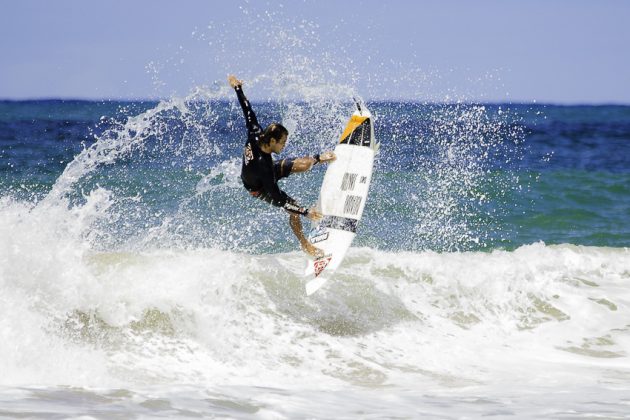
[234,85,261,134]
[259,168,309,216]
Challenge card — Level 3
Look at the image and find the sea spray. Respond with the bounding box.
[0,87,531,389]
[368,102,526,251]
[1,64,531,392]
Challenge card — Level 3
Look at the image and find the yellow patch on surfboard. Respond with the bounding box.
[339,115,368,143]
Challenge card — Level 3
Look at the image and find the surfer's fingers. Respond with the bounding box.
[227,74,242,87]
[320,151,336,162]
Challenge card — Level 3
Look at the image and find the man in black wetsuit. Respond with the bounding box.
[228,75,336,257]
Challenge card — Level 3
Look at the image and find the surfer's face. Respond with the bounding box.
[270,134,288,153]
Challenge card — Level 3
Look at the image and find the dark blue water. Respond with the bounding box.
[1,99,629,251]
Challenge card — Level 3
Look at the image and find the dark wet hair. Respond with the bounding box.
[260,123,288,145]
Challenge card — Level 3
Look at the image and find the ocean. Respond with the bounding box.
[1,94,629,418]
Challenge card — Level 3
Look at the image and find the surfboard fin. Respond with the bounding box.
[306,276,328,296]
[352,97,364,115]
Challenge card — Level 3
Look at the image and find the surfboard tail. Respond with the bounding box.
[305,276,328,296]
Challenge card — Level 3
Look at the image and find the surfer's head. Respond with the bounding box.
[261,123,289,153]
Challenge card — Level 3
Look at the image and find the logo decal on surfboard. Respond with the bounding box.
[313,255,332,277]
[310,232,329,244]
[308,225,329,244]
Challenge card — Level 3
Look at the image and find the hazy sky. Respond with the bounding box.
[1,0,629,103]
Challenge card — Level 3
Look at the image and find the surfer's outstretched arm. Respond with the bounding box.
[290,151,337,173]
[228,75,261,134]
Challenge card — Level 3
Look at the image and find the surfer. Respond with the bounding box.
[228,75,336,257]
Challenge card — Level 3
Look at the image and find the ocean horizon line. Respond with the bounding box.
[1,97,630,107]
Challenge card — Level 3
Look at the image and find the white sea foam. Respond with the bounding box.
[2,190,629,397]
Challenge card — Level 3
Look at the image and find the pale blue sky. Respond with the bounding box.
[1,0,629,103]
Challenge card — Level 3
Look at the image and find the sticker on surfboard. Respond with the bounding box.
[313,255,332,277]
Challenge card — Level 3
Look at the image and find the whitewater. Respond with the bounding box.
[1,195,630,417]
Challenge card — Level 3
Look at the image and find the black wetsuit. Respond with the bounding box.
[234,85,308,216]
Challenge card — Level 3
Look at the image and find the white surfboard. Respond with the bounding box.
[304,103,378,295]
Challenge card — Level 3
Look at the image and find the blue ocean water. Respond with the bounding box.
[1,100,628,251]
[1,97,630,418]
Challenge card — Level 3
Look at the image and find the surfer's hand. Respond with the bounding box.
[319,151,336,163]
[227,75,242,88]
[306,208,322,221]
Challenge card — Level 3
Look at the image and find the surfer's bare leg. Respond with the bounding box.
[290,151,336,173]
[289,213,323,257]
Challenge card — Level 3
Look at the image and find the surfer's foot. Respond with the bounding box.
[302,243,324,258]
